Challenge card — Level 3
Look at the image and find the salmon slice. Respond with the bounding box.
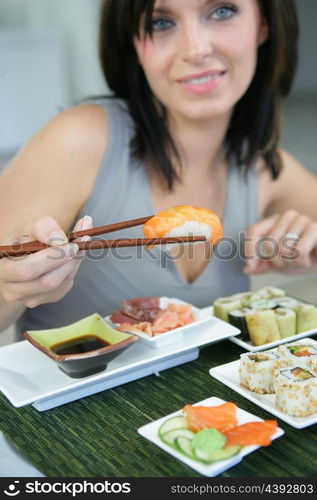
[117,322,153,336]
[142,205,223,245]
[183,402,237,433]
[225,420,277,447]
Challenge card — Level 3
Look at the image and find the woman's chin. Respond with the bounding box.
[172,102,233,123]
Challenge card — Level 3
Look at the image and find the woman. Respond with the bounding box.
[0,0,316,335]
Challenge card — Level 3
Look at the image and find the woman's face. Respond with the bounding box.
[134,0,268,123]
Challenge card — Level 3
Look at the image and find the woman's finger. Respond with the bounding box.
[280,216,311,265]
[2,243,79,283]
[260,211,301,268]
[266,210,299,241]
[32,216,69,246]
[21,278,75,309]
[64,214,93,275]
[72,215,93,259]
[290,221,317,268]
[244,214,278,271]
[3,261,78,303]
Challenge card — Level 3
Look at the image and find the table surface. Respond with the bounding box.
[1,275,317,478]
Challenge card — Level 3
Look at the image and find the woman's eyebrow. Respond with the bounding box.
[153,0,218,15]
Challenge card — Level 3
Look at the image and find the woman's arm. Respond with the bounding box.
[261,149,317,219]
[0,104,108,241]
[246,150,317,274]
[0,104,108,331]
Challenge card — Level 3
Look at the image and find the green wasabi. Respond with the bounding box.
[192,428,226,455]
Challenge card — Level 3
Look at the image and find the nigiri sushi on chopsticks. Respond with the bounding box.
[0,205,222,258]
[142,205,223,246]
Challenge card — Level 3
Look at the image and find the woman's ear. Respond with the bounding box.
[258,17,269,46]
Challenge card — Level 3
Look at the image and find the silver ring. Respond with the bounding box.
[284,232,300,242]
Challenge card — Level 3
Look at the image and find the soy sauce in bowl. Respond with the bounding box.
[51,336,110,356]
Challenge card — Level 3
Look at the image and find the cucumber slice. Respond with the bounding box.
[194,445,242,463]
[158,416,187,436]
[161,428,195,447]
[175,436,196,459]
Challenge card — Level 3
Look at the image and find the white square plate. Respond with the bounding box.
[0,311,239,410]
[209,338,317,429]
[138,396,284,477]
[107,297,213,349]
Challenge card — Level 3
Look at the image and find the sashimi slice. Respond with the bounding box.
[183,402,237,433]
[122,297,160,310]
[117,322,153,336]
[122,297,161,321]
[110,311,139,325]
[225,420,277,447]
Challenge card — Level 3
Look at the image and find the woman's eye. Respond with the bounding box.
[211,5,238,20]
[152,18,174,32]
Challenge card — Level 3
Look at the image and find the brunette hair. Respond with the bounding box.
[99,0,299,189]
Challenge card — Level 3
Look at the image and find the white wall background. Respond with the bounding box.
[293,0,317,95]
[0,0,108,102]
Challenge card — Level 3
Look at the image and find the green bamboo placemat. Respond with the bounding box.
[0,340,316,477]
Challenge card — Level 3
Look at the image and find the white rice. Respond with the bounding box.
[274,366,317,417]
[277,342,317,369]
[164,222,212,250]
[239,351,280,394]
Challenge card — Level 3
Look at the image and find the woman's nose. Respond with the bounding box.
[179,22,214,64]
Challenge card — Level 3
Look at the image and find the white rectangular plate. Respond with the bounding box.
[209,338,317,429]
[210,303,317,352]
[0,311,239,409]
[138,396,284,477]
[229,327,317,352]
[107,297,213,349]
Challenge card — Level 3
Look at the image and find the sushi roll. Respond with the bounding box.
[295,304,317,334]
[308,356,317,375]
[213,297,242,322]
[239,352,280,394]
[245,310,281,346]
[232,292,261,307]
[249,299,276,310]
[277,343,317,369]
[274,366,317,417]
[273,297,300,309]
[142,205,223,246]
[228,308,250,340]
[257,287,285,299]
[274,308,296,339]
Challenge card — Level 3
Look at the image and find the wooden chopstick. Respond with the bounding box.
[0,215,153,255]
[0,236,207,258]
[15,215,154,250]
[68,215,154,240]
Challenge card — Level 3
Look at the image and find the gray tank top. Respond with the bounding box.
[17,98,259,335]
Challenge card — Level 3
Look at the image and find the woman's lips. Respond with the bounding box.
[176,71,226,95]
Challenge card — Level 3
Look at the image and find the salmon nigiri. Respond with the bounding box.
[225,420,277,447]
[183,402,237,433]
[143,205,223,245]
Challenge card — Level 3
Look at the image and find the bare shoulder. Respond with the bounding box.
[0,103,109,238]
[258,149,317,219]
[48,103,109,147]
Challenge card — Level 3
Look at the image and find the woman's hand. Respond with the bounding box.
[244,210,317,274]
[0,215,92,308]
